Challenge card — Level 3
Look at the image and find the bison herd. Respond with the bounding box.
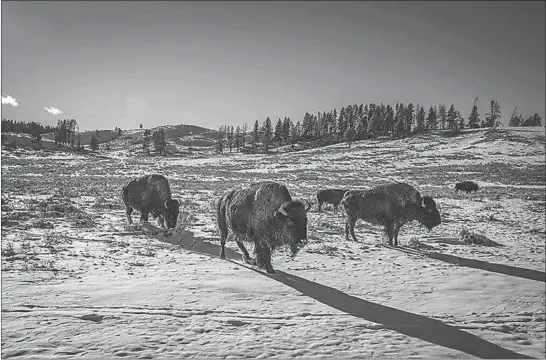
[122,174,479,273]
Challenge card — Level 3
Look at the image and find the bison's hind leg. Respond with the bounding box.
[125,206,134,225]
[219,232,228,260]
[235,238,255,265]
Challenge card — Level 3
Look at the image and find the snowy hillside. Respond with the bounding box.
[1,126,545,358]
[106,124,218,156]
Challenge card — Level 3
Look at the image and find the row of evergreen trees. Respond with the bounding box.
[1,119,56,140]
[217,99,542,153]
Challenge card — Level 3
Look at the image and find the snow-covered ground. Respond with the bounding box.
[1,127,545,358]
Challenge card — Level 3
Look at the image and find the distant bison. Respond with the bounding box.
[216,181,311,274]
[341,182,441,246]
[455,181,479,194]
[316,189,349,214]
[122,174,181,229]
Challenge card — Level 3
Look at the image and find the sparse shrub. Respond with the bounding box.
[407,236,436,250]
[35,218,54,229]
[459,227,501,246]
[306,243,338,255]
[20,238,32,254]
[2,242,16,257]
[73,212,96,228]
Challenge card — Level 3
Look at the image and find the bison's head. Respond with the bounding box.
[416,196,441,231]
[276,199,312,256]
[164,199,181,229]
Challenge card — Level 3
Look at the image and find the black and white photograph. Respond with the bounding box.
[1,1,545,358]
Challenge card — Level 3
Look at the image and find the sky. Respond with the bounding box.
[1,1,545,131]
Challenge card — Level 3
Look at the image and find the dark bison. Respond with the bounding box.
[316,189,349,214]
[216,181,312,274]
[122,174,181,229]
[341,182,441,246]
[455,181,479,194]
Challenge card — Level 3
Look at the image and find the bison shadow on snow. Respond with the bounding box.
[140,218,538,358]
[383,243,546,283]
[146,225,534,359]
[233,261,533,359]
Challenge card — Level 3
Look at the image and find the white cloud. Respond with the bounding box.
[1,95,19,107]
[44,106,63,115]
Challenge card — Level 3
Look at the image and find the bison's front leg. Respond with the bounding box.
[158,215,166,229]
[345,217,357,242]
[393,223,401,246]
[255,243,274,274]
[138,205,150,223]
[385,222,395,246]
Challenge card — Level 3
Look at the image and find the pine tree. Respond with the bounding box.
[394,103,405,137]
[522,113,542,126]
[457,111,465,130]
[467,97,480,129]
[446,104,457,130]
[241,124,247,150]
[282,117,292,143]
[216,125,225,153]
[252,120,260,144]
[438,105,447,130]
[263,117,272,153]
[337,107,346,136]
[384,105,394,136]
[235,126,241,152]
[345,126,356,147]
[405,103,414,134]
[484,100,501,127]
[153,128,167,155]
[508,107,520,127]
[274,118,283,143]
[302,112,314,140]
[226,125,233,152]
[415,105,426,133]
[426,106,438,130]
[294,121,302,143]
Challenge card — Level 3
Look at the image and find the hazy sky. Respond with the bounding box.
[1,1,545,130]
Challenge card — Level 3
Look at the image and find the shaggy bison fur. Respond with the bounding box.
[122,174,180,229]
[216,181,311,274]
[341,182,441,246]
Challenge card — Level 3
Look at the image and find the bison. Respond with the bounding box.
[216,181,312,274]
[341,182,441,246]
[122,174,181,229]
[455,181,479,194]
[316,189,349,214]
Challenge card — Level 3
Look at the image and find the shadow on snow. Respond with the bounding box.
[151,226,534,359]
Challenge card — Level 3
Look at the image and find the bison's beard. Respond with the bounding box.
[289,238,308,258]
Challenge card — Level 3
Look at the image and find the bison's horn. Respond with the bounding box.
[278,201,291,217]
[421,196,434,208]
